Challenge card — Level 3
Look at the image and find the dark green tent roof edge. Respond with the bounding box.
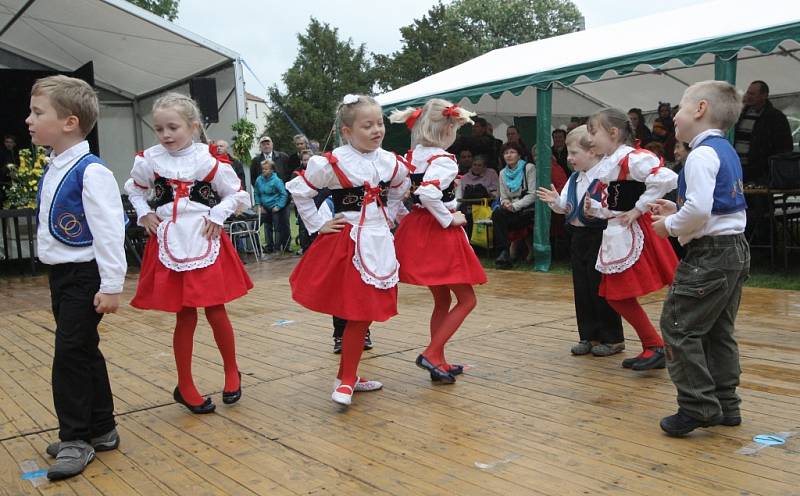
[380,21,800,114]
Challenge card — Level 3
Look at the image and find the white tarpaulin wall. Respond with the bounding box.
[0,0,244,186]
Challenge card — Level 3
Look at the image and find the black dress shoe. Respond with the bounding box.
[494,249,513,270]
[173,387,216,414]
[660,411,721,437]
[631,347,666,370]
[222,372,242,405]
[447,364,464,376]
[415,355,455,384]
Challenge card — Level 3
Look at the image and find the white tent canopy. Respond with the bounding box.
[0,0,245,186]
[376,0,800,119]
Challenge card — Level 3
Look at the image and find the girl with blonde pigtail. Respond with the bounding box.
[286,94,409,407]
[390,99,487,384]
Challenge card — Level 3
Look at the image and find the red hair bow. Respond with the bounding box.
[208,143,231,164]
[405,108,423,130]
[442,104,461,118]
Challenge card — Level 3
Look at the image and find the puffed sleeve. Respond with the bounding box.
[415,155,458,228]
[123,153,155,225]
[208,163,251,226]
[627,151,678,212]
[285,155,336,234]
[386,154,411,223]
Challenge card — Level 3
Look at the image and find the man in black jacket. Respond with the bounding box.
[250,136,291,186]
[734,80,794,184]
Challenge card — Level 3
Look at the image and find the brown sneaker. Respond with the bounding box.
[591,342,626,357]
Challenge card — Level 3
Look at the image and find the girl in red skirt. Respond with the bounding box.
[124,93,253,413]
[389,99,487,384]
[585,108,679,370]
[286,94,409,406]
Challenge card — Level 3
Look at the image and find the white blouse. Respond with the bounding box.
[408,145,458,228]
[587,145,677,274]
[124,143,250,271]
[286,145,409,289]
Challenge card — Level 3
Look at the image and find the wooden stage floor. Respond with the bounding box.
[1,259,799,495]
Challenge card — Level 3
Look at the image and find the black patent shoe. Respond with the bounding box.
[631,347,666,370]
[447,364,464,376]
[415,355,456,384]
[222,372,242,405]
[173,387,216,414]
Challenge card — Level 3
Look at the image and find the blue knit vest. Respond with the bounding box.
[36,153,126,247]
[677,135,746,215]
[564,172,607,227]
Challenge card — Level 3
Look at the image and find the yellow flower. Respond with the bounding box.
[29,179,37,186]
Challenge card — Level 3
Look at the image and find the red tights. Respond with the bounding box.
[606,297,664,351]
[335,320,371,393]
[174,305,240,406]
[422,284,477,368]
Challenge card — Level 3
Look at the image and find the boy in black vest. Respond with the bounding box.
[29,75,127,479]
[651,80,749,436]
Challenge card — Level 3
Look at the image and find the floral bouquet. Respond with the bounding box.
[3,146,48,209]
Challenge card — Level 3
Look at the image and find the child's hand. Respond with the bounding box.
[202,218,222,239]
[501,200,514,211]
[320,214,347,234]
[94,292,120,314]
[651,216,669,238]
[617,208,642,227]
[450,211,467,226]
[272,206,280,213]
[536,184,559,204]
[583,193,595,218]
[648,199,678,217]
[140,212,162,235]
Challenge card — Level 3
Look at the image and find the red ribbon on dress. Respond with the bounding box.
[442,104,461,118]
[405,109,422,130]
[167,179,193,222]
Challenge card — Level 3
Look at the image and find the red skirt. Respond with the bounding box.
[290,224,398,322]
[395,208,488,286]
[131,232,253,313]
[599,213,678,301]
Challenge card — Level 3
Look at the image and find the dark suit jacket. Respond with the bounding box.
[250,150,291,186]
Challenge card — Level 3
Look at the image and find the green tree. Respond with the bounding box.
[266,18,375,152]
[129,0,179,21]
[374,0,583,92]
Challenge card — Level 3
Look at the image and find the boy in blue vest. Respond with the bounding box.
[28,75,127,479]
[651,80,749,436]
[537,125,624,359]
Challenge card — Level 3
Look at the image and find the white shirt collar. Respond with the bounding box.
[50,141,89,169]
[689,129,724,148]
[345,144,380,161]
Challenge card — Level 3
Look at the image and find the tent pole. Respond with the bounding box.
[533,86,552,272]
[132,98,144,151]
[714,55,738,142]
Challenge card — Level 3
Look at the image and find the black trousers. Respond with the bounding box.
[260,206,291,251]
[491,206,535,251]
[567,225,624,344]
[49,261,116,442]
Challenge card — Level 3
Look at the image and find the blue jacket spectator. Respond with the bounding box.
[254,170,288,210]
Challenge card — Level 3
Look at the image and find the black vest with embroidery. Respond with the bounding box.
[409,173,456,204]
[150,176,221,209]
[330,182,390,213]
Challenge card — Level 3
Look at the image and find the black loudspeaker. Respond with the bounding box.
[189,77,219,124]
